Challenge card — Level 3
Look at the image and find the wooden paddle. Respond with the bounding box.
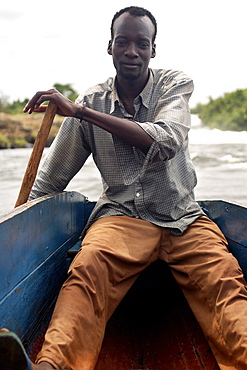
[15,101,57,207]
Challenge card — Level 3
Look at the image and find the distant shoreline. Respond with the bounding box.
[0,112,63,149]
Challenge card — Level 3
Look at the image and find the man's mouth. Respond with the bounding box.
[122,63,140,68]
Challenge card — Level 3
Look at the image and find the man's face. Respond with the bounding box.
[108,13,156,82]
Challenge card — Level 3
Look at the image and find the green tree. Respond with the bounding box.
[0,93,9,112]
[191,88,247,131]
[53,83,78,102]
[5,98,29,114]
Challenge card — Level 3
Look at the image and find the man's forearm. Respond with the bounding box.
[76,105,153,153]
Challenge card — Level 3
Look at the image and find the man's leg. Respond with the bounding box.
[36,216,161,370]
[160,215,247,370]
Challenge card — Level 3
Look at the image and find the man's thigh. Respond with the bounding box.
[159,215,245,303]
[72,215,161,284]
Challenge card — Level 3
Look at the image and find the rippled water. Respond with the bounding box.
[1,116,247,216]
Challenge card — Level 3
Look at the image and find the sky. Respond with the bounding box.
[0,0,246,108]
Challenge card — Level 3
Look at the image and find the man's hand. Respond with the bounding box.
[23,88,82,118]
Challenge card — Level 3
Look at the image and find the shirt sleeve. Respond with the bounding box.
[113,74,194,185]
[137,75,194,162]
[29,116,91,200]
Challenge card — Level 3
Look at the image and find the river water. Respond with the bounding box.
[1,116,247,216]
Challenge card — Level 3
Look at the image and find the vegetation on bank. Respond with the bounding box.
[0,84,76,149]
[191,88,247,131]
[0,112,63,149]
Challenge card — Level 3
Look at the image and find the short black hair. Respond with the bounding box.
[111,6,157,44]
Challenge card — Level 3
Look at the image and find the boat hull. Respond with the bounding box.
[1,193,247,369]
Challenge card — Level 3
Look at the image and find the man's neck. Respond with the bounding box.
[116,71,149,115]
[116,72,149,99]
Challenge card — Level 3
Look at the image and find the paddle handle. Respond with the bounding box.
[15,101,57,207]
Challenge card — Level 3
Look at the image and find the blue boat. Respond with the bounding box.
[0,191,247,369]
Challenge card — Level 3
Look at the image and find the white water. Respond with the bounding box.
[0,116,247,216]
[190,115,247,145]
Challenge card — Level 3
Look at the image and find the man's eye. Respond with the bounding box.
[116,40,127,46]
[139,43,149,49]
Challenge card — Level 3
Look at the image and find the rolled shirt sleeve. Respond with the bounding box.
[29,117,91,200]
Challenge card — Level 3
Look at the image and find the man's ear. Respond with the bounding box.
[151,43,156,58]
[107,40,112,55]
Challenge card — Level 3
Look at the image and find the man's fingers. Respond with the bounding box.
[23,89,58,114]
[23,88,77,117]
[33,105,48,113]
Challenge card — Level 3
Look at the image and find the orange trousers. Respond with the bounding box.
[36,215,247,370]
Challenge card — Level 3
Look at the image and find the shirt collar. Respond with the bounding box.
[110,78,119,114]
[110,69,154,114]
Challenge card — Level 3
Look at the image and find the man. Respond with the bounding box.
[1,6,247,370]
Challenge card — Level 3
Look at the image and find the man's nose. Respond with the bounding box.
[124,43,139,57]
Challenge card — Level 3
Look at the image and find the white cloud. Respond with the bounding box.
[0,9,23,20]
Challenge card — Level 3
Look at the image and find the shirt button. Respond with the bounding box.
[136,192,140,197]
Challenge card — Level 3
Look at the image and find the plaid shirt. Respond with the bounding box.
[30,69,204,234]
